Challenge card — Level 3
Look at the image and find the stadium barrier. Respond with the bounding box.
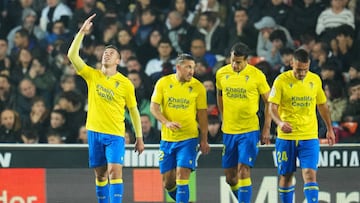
[0,144,359,203]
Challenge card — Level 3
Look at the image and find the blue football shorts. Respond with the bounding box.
[222,130,260,168]
[158,138,198,174]
[87,130,125,168]
[275,138,320,175]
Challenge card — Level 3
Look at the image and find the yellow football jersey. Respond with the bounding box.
[268,70,327,140]
[78,65,137,136]
[151,74,207,142]
[216,64,270,134]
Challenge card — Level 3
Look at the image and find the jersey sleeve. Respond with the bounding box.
[151,79,164,104]
[268,77,282,104]
[196,83,207,110]
[258,71,271,95]
[316,77,327,104]
[125,80,137,108]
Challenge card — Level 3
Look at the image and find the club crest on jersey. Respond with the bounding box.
[170,84,173,89]
[115,81,120,88]
[309,82,314,89]
[245,75,249,82]
[289,83,293,88]
[225,75,229,80]
[189,86,193,93]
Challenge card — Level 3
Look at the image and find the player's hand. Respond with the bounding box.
[260,130,271,145]
[79,13,96,34]
[165,121,181,131]
[199,140,210,155]
[326,128,336,146]
[134,138,144,155]
[279,121,292,133]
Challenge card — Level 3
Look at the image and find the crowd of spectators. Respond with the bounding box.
[0,0,359,144]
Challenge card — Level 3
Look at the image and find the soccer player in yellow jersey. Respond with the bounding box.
[216,42,271,203]
[268,49,336,203]
[67,14,144,203]
[150,53,210,203]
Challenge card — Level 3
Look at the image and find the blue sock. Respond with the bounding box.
[110,179,123,203]
[238,178,252,203]
[176,180,189,203]
[167,185,177,201]
[279,185,295,203]
[230,182,240,199]
[95,179,109,203]
[304,182,319,203]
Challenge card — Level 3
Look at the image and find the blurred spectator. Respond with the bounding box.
[266,29,288,68]
[3,0,36,33]
[324,79,347,124]
[333,24,360,72]
[298,32,317,54]
[39,0,73,33]
[141,113,160,144]
[286,0,322,41]
[99,17,119,45]
[46,130,64,144]
[227,0,262,25]
[126,56,154,88]
[21,129,40,144]
[0,38,11,75]
[126,70,156,127]
[14,78,38,119]
[77,125,87,144]
[207,114,222,144]
[117,45,136,75]
[340,79,360,142]
[168,0,195,25]
[320,59,344,84]
[137,28,162,67]
[10,29,40,63]
[310,41,332,75]
[190,38,217,69]
[6,8,45,55]
[278,47,294,74]
[227,7,258,54]
[348,61,360,82]
[0,75,16,112]
[193,0,227,26]
[0,108,22,143]
[194,58,214,82]
[57,91,87,143]
[10,48,32,85]
[202,79,218,116]
[342,79,360,122]
[260,0,290,27]
[145,38,175,81]
[165,10,201,53]
[316,0,355,39]
[135,7,164,46]
[42,19,72,52]
[115,28,138,52]
[69,0,104,36]
[197,11,227,55]
[22,97,50,143]
[25,56,57,105]
[254,16,294,58]
[47,109,70,143]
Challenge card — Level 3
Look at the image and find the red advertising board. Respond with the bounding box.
[0,169,46,203]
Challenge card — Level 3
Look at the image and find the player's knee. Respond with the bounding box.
[302,169,316,183]
[225,174,238,186]
[163,179,176,190]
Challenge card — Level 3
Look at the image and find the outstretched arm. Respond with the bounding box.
[317,103,336,146]
[261,92,271,144]
[197,109,210,154]
[129,106,144,154]
[67,14,96,71]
